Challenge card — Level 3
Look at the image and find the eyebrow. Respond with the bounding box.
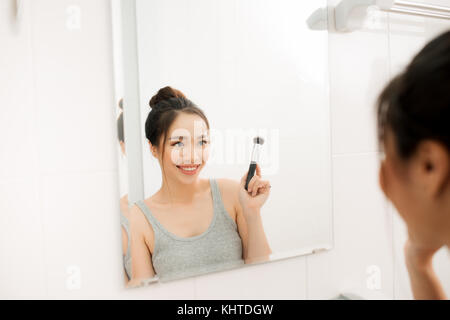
[169,134,208,141]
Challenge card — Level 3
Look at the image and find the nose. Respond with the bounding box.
[180,140,202,165]
[192,141,203,165]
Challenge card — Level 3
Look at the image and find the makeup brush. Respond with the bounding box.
[245,136,265,192]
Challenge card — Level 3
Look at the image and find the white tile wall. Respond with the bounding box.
[307,154,394,299]
[0,0,47,299]
[194,256,307,299]
[329,22,390,155]
[0,177,47,299]
[40,172,122,298]
[0,0,448,299]
[0,0,35,179]
[30,0,118,175]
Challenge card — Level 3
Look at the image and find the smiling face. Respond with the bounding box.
[150,112,210,185]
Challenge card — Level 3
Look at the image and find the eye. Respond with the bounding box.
[199,140,209,146]
[173,141,184,147]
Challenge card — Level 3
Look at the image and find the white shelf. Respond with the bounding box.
[334,0,450,32]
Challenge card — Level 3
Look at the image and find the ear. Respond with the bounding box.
[414,140,450,198]
[148,141,158,159]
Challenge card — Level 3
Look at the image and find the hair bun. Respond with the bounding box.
[149,86,186,109]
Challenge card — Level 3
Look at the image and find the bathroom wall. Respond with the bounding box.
[0,0,448,299]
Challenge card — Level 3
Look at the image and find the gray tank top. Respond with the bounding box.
[135,178,244,282]
[120,214,132,280]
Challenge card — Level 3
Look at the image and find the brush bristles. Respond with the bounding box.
[253,136,265,145]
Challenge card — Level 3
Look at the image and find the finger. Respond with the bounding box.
[260,180,271,193]
[248,175,259,191]
[255,163,262,178]
[247,175,260,193]
[240,170,249,188]
[252,180,260,197]
[253,180,270,197]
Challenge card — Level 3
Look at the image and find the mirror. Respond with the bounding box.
[112,0,333,287]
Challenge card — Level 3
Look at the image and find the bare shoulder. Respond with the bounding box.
[216,179,247,243]
[128,202,155,252]
[215,178,240,198]
[128,204,146,235]
[215,178,241,213]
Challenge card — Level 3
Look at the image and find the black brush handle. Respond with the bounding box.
[245,162,257,191]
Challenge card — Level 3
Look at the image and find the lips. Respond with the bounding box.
[176,164,200,175]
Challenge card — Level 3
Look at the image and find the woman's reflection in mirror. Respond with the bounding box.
[127,86,272,287]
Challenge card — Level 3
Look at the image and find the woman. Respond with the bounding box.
[377,30,450,299]
[128,86,272,286]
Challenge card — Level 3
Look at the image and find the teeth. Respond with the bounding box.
[178,166,198,171]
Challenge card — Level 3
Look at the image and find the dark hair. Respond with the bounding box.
[377,30,450,160]
[145,86,210,158]
[117,98,124,143]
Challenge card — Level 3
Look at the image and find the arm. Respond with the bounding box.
[234,164,272,264]
[120,194,131,285]
[404,240,447,300]
[121,226,129,285]
[128,204,156,287]
[236,201,272,264]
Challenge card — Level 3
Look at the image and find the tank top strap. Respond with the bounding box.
[119,213,132,279]
[209,178,223,211]
[120,213,129,233]
[209,178,238,229]
[135,200,163,236]
[120,213,131,256]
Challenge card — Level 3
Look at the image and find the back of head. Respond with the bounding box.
[377,30,450,159]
